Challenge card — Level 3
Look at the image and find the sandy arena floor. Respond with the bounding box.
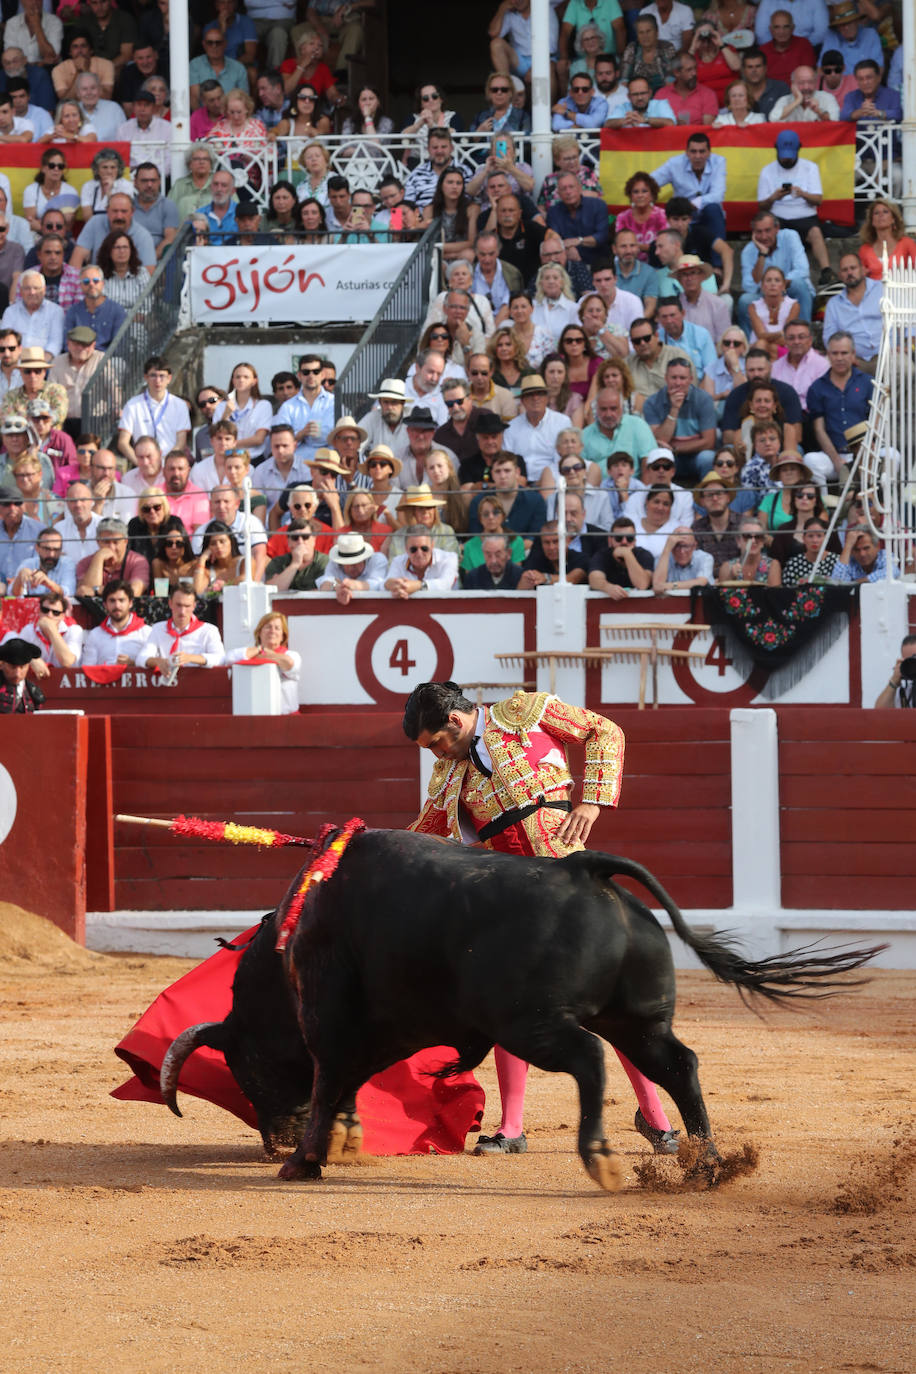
[0,903,913,1374]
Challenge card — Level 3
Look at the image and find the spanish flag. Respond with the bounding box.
[600,123,856,233]
[1,142,132,215]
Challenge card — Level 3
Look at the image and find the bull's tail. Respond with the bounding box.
[588,853,886,1007]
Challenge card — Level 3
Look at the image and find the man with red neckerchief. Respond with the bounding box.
[81,580,150,666]
[1,589,82,671]
[136,585,224,673]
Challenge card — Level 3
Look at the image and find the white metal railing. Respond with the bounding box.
[855,252,916,578]
[148,126,896,210]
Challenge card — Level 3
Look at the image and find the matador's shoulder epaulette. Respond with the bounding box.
[490,689,553,736]
[427,756,454,798]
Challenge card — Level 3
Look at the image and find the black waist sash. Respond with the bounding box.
[476,796,571,843]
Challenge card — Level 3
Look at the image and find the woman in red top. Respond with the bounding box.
[338,489,394,550]
[859,199,916,280]
[280,26,342,105]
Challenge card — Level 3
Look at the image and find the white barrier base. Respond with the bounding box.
[86,908,916,967]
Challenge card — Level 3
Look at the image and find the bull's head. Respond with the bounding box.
[159,916,315,1156]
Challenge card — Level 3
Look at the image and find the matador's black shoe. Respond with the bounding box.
[634,1109,680,1155]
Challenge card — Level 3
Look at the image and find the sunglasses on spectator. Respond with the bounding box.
[39,604,65,616]
[288,533,313,542]
[420,92,439,102]
[612,533,635,543]
[81,277,102,285]
[490,85,511,93]
[300,365,322,375]
[631,333,653,344]
[723,338,745,347]
[199,394,220,406]
[0,227,8,235]
[429,331,449,340]
[141,504,164,513]
[821,65,842,73]
[571,84,592,92]
[0,343,17,351]
[163,537,185,546]
[367,458,391,469]
[560,462,585,473]
[564,335,585,344]
[323,378,336,388]
[77,445,97,453]
[298,91,317,100]
[407,543,431,552]
[468,368,489,376]
[741,533,764,541]
[714,458,736,467]
[47,161,66,170]
[649,461,675,472]
[443,396,466,407]
[797,490,817,499]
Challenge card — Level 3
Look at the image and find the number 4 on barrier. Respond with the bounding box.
[389,639,417,676]
[705,635,733,677]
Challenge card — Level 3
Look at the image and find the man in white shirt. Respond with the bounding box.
[81,581,151,666]
[54,480,101,560]
[75,70,124,141]
[7,79,52,139]
[404,348,448,426]
[87,446,134,520]
[316,532,389,600]
[120,434,164,498]
[769,65,839,122]
[3,589,82,669]
[191,484,267,580]
[117,356,191,466]
[589,260,643,334]
[3,0,63,67]
[0,90,33,142]
[757,129,834,286]
[276,352,335,463]
[385,525,458,597]
[503,375,569,483]
[640,1,695,48]
[116,91,172,179]
[137,586,225,672]
[1,271,64,357]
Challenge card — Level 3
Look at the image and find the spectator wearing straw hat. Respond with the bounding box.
[326,414,368,484]
[356,444,403,524]
[357,378,412,466]
[385,482,459,559]
[502,374,569,484]
[0,344,67,427]
[305,446,352,528]
[673,255,731,343]
[316,530,388,603]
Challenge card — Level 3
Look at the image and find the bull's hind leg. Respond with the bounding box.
[502,1017,624,1191]
[606,1021,716,1152]
[278,1057,371,1181]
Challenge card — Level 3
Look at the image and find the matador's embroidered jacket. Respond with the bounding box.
[408,689,625,858]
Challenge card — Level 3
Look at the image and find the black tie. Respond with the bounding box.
[469,735,492,778]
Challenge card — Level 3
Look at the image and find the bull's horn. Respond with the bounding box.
[160,1022,227,1118]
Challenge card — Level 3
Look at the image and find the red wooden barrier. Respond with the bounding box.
[777,707,916,910]
[0,715,88,939]
[40,666,233,715]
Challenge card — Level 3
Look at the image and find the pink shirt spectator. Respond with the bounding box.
[167,482,211,532]
[655,82,719,124]
[771,348,831,413]
[190,107,218,141]
[613,204,669,259]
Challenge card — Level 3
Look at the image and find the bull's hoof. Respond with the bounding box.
[585,1141,625,1192]
[327,1108,363,1164]
[277,1156,323,1182]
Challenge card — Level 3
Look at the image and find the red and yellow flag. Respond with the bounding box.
[1,142,132,214]
[599,123,856,233]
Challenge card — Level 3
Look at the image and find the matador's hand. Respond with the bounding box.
[556,802,600,846]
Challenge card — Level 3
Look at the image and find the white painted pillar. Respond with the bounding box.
[529,0,553,190]
[232,662,281,715]
[859,579,910,707]
[729,708,780,913]
[169,0,191,185]
[221,582,275,655]
[901,0,916,232]
[535,582,588,701]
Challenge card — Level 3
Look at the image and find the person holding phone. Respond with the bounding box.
[756,129,836,289]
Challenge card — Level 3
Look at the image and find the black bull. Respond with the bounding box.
[161,830,882,1190]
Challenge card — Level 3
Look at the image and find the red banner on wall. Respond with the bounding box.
[600,122,856,233]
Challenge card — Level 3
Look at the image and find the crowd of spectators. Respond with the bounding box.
[0,0,909,696]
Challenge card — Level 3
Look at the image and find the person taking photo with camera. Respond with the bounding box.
[874,635,916,708]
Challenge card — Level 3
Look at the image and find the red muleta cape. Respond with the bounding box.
[112,926,485,1156]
